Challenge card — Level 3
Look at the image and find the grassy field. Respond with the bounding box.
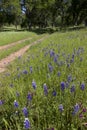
[0,31,38,46]
[0,34,46,60]
[0,29,87,130]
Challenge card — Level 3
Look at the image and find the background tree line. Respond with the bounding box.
[0,0,87,30]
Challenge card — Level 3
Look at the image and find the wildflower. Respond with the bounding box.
[43,83,48,95]
[48,64,53,72]
[52,90,57,96]
[30,66,33,73]
[72,103,80,115]
[32,80,36,89]
[66,82,69,88]
[82,108,86,113]
[23,107,28,117]
[50,50,55,57]
[70,85,75,93]
[60,82,65,91]
[54,55,57,63]
[14,100,19,107]
[16,92,20,97]
[24,118,30,129]
[67,75,72,82]
[80,83,85,91]
[57,71,61,77]
[23,70,28,74]
[27,93,32,101]
[59,104,64,112]
[0,100,3,105]
[10,83,14,87]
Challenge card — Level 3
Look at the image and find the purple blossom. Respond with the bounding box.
[30,66,33,73]
[16,92,20,97]
[10,83,14,87]
[66,82,69,88]
[43,84,48,95]
[82,108,86,113]
[57,71,61,77]
[23,70,28,74]
[72,103,80,115]
[70,85,75,93]
[50,50,55,57]
[14,100,19,107]
[61,82,65,91]
[32,81,36,89]
[59,104,64,112]
[67,75,72,82]
[0,100,3,105]
[54,55,57,63]
[27,93,32,101]
[52,90,57,96]
[48,64,53,72]
[80,83,85,91]
[23,107,28,117]
[24,118,30,129]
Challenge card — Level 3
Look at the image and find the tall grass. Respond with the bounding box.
[0,31,37,46]
[0,29,87,130]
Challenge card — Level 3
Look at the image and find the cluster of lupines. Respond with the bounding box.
[0,36,86,130]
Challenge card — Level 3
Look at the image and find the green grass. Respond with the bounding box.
[0,29,87,130]
[0,31,38,46]
[0,34,46,60]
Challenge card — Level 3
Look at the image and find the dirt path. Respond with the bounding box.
[0,35,48,73]
[0,37,32,50]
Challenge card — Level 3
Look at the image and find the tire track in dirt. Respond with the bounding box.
[0,37,32,50]
[0,35,48,73]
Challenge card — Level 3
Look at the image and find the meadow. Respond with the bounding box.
[0,31,37,46]
[0,29,87,130]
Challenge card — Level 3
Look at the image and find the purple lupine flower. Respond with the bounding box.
[67,75,72,82]
[14,100,19,107]
[24,118,30,129]
[67,63,70,68]
[61,82,65,91]
[70,58,74,63]
[72,103,80,115]
[51,128,54,130]
[10,83,14,87]
[43,83,48,95]
[57,71,61,77]
[79,113,83,118]
[54,55,57,63]
[70,85,75,93]
[50,50,55,57]
[48,64,53,72]
[82,108,86,113]
[30,66,33,73]
[27,93,32,101]
[23,107,28,117]
[66,82,69,88]
[72,54,74,59]
[16,91,20,97]
[80,83,85,91]
[52,90,57,96]
[32,80,36,89]
[59,104,64,112]
[0,100,3,105]
[23,70,28,74]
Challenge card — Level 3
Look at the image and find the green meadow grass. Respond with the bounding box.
[0,29,87,130]
[0,34,46,60]
[0,31,38,46]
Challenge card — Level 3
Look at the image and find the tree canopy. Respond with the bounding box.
[0,0,87,29]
